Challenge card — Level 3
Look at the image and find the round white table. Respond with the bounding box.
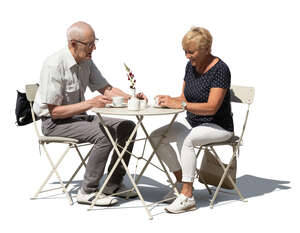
[92,105,184,116]
[90,106,184,219]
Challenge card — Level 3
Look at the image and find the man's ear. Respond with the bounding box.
[70,40,77,48]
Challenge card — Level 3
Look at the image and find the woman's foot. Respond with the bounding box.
[165,193,196,214]
[163,181,183,203]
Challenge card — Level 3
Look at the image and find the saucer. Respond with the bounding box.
[106,103,128,108]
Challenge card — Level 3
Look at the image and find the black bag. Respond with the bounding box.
[15,90,34,126]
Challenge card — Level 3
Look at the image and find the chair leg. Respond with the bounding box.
[32,145,70,198]
[198,172,213,195]
[196,146,213,195]
[65,145,93,189]
[209,147,247,208]
[32,144,73,205]
[74,144,88,168]
[209,155,233,208]
[212,147,246,202]
[195,146,202,158]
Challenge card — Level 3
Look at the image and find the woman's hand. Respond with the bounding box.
[155,95,182,109]
[136,92,148,102]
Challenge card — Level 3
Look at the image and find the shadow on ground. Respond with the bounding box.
[47,174,290,210]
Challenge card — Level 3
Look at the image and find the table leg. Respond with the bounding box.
[89,114,153,220]
[135,113,180,196]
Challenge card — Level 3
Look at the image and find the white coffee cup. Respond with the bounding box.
[112,96,124,107]
[140,99,147,109]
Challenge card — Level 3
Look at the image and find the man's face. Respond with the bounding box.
[73,29,97,63]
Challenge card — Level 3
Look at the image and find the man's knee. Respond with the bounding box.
[96,124,117,145]
[117,120,136,138]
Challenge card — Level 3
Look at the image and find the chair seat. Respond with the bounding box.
[39,136,79,144]
[204,135,240,146]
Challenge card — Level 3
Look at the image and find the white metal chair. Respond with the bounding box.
[195,85,255,208]
[25,84,93,205]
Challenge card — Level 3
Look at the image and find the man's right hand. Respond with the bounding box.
[88,95,112,108]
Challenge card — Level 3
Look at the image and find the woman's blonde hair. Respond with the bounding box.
[182,27,213,52]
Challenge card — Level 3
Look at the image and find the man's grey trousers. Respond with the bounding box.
[41,115,136,194]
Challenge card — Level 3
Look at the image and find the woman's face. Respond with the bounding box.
[183,41,208,67]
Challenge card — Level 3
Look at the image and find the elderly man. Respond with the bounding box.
[34,21,145,206]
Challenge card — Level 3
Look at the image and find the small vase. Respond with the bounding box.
[128,88,140,111]
[130,88,136,97]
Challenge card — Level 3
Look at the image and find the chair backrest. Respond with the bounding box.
[230,85,255,147]
[25,84,41,138]
[25,84,39,102]
[230,85,255,104]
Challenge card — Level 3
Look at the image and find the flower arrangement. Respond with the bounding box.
[124,63,136,89]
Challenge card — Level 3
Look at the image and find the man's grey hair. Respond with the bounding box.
[66,21,92,42]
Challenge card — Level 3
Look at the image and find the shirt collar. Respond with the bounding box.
[64,47,78,69]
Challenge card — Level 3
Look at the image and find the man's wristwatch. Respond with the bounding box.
[181,101,187,110]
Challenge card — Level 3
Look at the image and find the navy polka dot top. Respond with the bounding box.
[183,59,234,132]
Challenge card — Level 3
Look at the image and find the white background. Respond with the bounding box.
[1,0,299,232]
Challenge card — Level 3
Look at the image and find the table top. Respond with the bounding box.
[92,105,184,116]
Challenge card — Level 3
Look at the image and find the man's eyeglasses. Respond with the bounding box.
[72,38,99,48]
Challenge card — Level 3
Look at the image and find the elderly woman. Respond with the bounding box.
[150,27,234,214]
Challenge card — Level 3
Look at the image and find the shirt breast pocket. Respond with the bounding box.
[64,83,80,104]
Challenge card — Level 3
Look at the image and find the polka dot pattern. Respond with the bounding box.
[183,59,234,132]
